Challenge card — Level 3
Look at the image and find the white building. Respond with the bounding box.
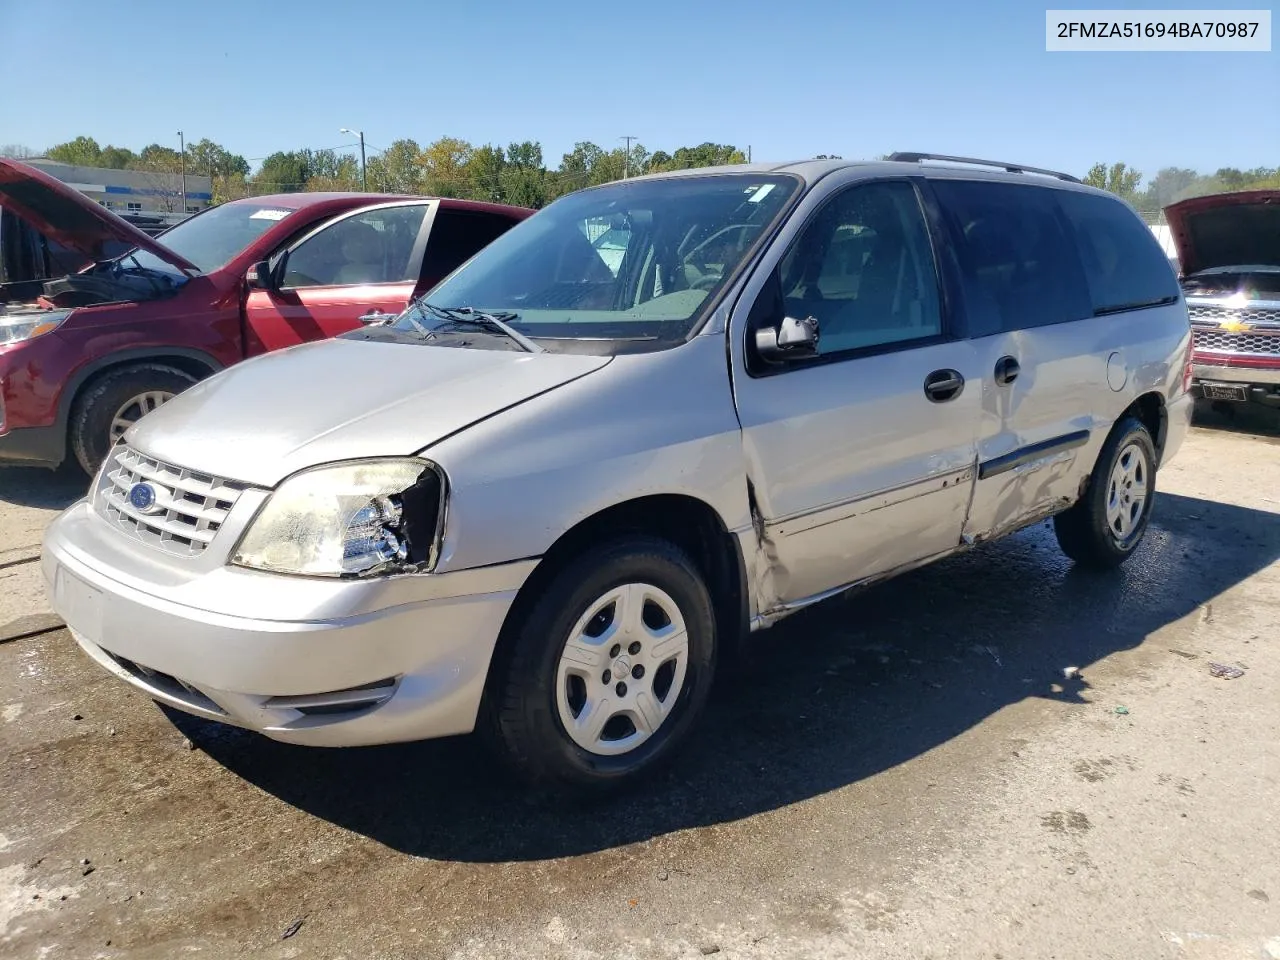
[25,159,212,224]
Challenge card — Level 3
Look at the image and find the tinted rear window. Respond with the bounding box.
[931,180,1091,336]
[1056,191,1181,313]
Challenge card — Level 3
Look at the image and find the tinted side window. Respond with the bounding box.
[932,180,1091,335]
[774,181,943,356]
[421,210,518,287]
[284,205,427,288]
[1056,191,1180,313]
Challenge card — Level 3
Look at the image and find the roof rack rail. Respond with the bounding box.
[887,152,1082,184]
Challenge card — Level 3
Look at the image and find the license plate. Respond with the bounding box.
[53,566,104,644]
[1201,383,1248,402]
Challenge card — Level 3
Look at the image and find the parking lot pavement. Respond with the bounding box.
[0,465,89,643]
[2,407,1279,960]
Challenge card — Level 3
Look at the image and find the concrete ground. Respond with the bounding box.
[1,403,1278,960]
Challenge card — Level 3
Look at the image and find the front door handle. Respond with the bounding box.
[923,368,965,403]
[994,355,1020,386]
[359,309,399,325]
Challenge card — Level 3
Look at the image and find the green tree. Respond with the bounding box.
[365,138,423,193]
[421,137,474,197]
[253,150,312,192]
[657,142,747,171]
[463,144,507,201]
[304,151,361,191]
[500,141,547,208]
[1142,167,1199,210]
[99,145,136,168]
[1083,161,1142,197]
[46,136,103,166]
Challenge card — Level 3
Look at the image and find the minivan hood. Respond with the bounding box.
[0,158,197,272]
[1164,189,1280,277]
[125,338,612,487]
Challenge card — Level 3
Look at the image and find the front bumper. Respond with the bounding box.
[0,423,65,469]
[42,500,537,746]
[1191,363,1280,407]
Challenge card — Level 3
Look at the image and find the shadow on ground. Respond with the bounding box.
[1192,397,1280,440]
[0,462,90,509]
[164,490,1280,863]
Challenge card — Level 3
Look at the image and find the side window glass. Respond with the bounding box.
[1055,191,1180,314]
[421,210,518,287]
[774,181,943,355]
[284,205,427,288]
[930,180,1091,335]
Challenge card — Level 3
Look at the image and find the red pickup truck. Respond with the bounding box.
[0,159,533,473]
[1166,189,1280,411]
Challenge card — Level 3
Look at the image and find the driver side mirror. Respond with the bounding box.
[245,260,278,292]
[755,314,820,362]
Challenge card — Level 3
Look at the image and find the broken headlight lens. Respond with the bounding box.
[232,458,441,577]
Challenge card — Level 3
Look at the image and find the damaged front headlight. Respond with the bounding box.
[232,458,444,577]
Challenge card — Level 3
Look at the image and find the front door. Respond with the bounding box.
[243,202,432,354]
[730,178,982,610]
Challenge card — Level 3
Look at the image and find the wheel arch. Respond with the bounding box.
[55,348,224,455]
[488,493,750,687]
[1127,390,1167,457]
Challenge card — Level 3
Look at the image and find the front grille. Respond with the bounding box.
[96,445,246,557]
[1192,328,1280,357]
[1187,304,1280,326]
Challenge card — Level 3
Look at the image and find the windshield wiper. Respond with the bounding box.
[419,302,544,353]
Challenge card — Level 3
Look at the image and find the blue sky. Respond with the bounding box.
[1,0,1275,180]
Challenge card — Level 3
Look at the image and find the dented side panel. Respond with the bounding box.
[732,337,984,614]
[962,304,1187,543]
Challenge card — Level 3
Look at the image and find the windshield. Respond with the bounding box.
[391,174,800,349]
[126,202,297,276]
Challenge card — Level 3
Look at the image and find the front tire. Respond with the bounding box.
[1053,415,1157,569]
[69,364,197,475]
[485,535,717,792]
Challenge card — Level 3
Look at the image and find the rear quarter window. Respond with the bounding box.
[1055,190,1181,314]
[931,179,1092,337]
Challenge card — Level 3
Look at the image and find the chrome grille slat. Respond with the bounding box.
[1187,304,1280,326]
[95,445,245,558]
[1192,329,1280,357]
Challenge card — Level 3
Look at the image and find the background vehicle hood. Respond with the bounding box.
[125,338,612,487]
[1164,189,1280,277]
[0,158,197,272]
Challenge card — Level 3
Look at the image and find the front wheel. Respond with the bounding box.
[484,536,717,792]
[69,363,197,475]
[1053,415,1157,569]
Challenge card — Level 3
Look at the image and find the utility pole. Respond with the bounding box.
[747,145,752,163]
[177,130,187,214]
[621,135,637,178]
[340,128,367,190]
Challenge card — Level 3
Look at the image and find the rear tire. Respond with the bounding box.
[1053,415,1157,569]
[69,364,198,475]
[483,535,717,794]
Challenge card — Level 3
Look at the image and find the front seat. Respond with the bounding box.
[330,221,386,285]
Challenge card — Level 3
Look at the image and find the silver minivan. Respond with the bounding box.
[42,154,1194,791]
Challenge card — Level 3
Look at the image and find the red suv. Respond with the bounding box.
[0,159,532,473]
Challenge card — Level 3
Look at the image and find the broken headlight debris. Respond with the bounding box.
[232,458,443,578]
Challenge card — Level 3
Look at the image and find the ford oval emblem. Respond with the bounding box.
[128,482,159,514]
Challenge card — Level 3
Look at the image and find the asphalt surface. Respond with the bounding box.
[2,402,1279,960]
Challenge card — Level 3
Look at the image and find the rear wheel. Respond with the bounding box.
[1053,415,1156,569]
[484,535,717,792]
[69,364,198,475]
